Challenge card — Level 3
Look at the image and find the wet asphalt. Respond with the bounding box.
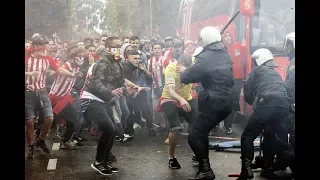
[25,124,292,180]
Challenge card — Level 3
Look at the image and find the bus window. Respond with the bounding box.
[250,0,295,56]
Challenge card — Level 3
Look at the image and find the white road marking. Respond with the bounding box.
[47,159,58,170]
[52,143,60,151]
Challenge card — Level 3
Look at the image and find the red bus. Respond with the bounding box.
[177,0,295,120]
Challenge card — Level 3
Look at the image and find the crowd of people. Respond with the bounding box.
[25,28,295,180]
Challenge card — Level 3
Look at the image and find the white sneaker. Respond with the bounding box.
[62,140,78,150]
[133,123,141,130]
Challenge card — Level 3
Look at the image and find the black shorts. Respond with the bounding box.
[162,99,198,131]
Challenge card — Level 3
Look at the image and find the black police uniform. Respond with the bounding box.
[180,42,237,180]
[239,61,290,179]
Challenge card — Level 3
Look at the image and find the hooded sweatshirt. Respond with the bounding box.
[120,43,131,63]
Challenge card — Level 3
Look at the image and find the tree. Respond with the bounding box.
[26,0,106,40]
[103,0,182,38]
[25,0,69,39]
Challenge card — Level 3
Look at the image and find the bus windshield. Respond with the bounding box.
[251,0,295,55]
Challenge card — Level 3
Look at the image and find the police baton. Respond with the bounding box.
[220,11,240,35]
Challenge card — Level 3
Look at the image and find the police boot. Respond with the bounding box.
[260,158,276,178]
[237,158,254,180]
[188,158,215,180]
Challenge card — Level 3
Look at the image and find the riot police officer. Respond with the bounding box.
[270,32,296,178]
[238,48,290,180]
[180,26,237,180]
[284,32,295,105]
[284,32,295,151]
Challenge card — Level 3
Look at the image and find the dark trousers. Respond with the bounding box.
[240,105,289,161]
[223,111,236,129]
[83,100,117,163]
[53,103,77,141]
[188,107,232,159]
[72,91,85,134]
[126,91,153,134]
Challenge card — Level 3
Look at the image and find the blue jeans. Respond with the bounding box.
[25,88,54,119]
[72,91,84,134]
[114,96,129,129]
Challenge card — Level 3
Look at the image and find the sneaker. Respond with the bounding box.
[54,132,62,140]
[104,163,120,173]
[91,162,113,176]
[124,129,135,138]
[120,134,133,144]
[192,154,199,166]
[124,134,132,139]
[78,136,87,142]
[115,136,121,142]
[72,139,84,146]
[225,128,232,134]
[61,140,78,150]
[169,157,181,169]
[27,146,35,158]
[72,133,86,142]
[141,118,147,126]
[35,139,50,154]
[133,123,141,130]
[119,137,128,144]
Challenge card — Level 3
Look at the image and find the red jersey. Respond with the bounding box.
[49,61,80,96]
[25,53,60,92]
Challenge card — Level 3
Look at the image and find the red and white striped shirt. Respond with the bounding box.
[25,54,60,92]
[148,56,164,88]
[49,62,80,97]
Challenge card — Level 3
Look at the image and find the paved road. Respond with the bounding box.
[25,124,292,180]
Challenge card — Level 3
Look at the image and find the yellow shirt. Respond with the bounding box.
[161,62,192,101]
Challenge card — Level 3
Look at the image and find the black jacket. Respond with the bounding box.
[73,59,91,93]
[180,42,237,110]
[122,61,139,84]
[83,54,125,102]
[244,64,289,108]
[122,61,152,87]
[285,55,295,103]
